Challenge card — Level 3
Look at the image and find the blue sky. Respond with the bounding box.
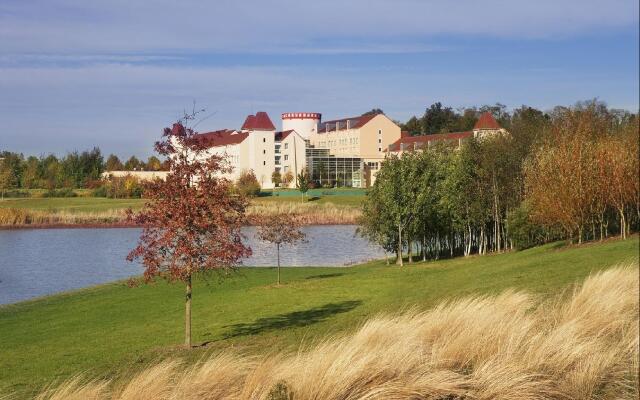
[0,0,638,158]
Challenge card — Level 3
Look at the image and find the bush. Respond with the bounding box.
[236,170,261,197]
[92,186,108,198]
[507,201,546,250]
[0,189,32,198]
[94,176,145,198]
[42,188,77,198]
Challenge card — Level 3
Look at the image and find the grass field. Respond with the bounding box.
[0,190,364,213]
[0,197,145,213]
[0,237,637,398]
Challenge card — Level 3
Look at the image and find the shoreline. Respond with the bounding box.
[0,219,358,230]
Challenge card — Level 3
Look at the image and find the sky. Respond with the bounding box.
[0,0,638,158]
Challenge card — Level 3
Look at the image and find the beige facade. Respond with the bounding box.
[275,130,307,188]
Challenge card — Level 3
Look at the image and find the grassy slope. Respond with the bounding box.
[0,238,637,397]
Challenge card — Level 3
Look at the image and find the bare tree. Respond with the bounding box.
[257,214,306,285]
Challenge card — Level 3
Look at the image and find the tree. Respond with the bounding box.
[271,170,282,188]
[282,170,293,188]
[127,111,252,348]
[124,156,141,171]
[236,170,261,197]
[257,214,306,285]
[362,108,384,116]
[146,156,162,171]
[422,102,459,134]
[401,116,422,135]
[296,169,310,202]
[105,154,124,171]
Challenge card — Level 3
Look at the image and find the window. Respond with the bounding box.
[378,147,382,152]
[263,138,266,143]
[378,138,382,143]
[378,129,382,135]
[263,161,266,165]
[284,143,288,149]
[284,155,289,161]
[263,149,266,154]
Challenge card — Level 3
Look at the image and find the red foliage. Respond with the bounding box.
[127,118,252,283]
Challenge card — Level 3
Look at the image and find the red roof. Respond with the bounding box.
[317,113,380,133]
[275,130,294,141]
[241,111,276,131]
[193,129,249,147]
[387,131,472,152]
[474,112,501,130]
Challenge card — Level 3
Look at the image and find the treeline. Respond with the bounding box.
[400,102,511,135]
[0,149,166,190]
[360,101,638,263]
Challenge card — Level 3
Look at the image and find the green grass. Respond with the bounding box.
[0,238,638,398]
[0,197,145,213]
[0,193,363,214]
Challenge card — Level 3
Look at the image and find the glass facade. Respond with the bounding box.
[305,147,364,188]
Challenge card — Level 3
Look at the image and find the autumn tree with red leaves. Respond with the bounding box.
[127,110,251,348]
[257,213,306,285]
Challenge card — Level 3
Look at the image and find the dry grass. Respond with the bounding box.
[0,201,361,227]
[0,208,128,226]
[28,264,640,399]
[246,201,361,225]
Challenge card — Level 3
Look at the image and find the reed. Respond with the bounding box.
[32,264,638,399]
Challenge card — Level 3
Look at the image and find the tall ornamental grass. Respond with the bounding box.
[33,264,638,399]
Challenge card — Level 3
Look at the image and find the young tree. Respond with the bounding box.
[257,214,306,285]
[127,112,252,348]
[296,169,310,202]
[281,170,294,188]
[271,170,282,188]
[236,170,261,197]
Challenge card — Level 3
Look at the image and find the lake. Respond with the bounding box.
[0,225,384,305]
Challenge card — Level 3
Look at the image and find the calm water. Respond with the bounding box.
[0,226,384,305]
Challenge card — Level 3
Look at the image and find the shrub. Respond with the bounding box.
[42,188,77,198]
[94,176,145,199]
[236,170,261,197]
[1,189,31,198]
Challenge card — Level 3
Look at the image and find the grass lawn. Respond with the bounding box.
[0,192,363,214]
[0,238,638,397]
[0,197,145,213]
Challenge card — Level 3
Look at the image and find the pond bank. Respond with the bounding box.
[0,202,362,228]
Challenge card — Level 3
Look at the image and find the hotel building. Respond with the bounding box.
[192,111,402,189]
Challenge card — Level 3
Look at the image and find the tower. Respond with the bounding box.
[281,112,322,140]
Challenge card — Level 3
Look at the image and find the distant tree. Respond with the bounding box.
[236,170,261,197]
[401,116,422,135]
[41,154,62,189]
[105,154,124,171]
[362,108,384,116]
[80,147,104,183]
[271,170,282,188]
[422,102,459,134]
[124,156,141,171]
[296,169,310,202]
[0,152,23,189]
[127,111,252,348]
[0,162,11,199]
[146,156,162,171]
[257,214,306,285]
[21,156,42,188]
